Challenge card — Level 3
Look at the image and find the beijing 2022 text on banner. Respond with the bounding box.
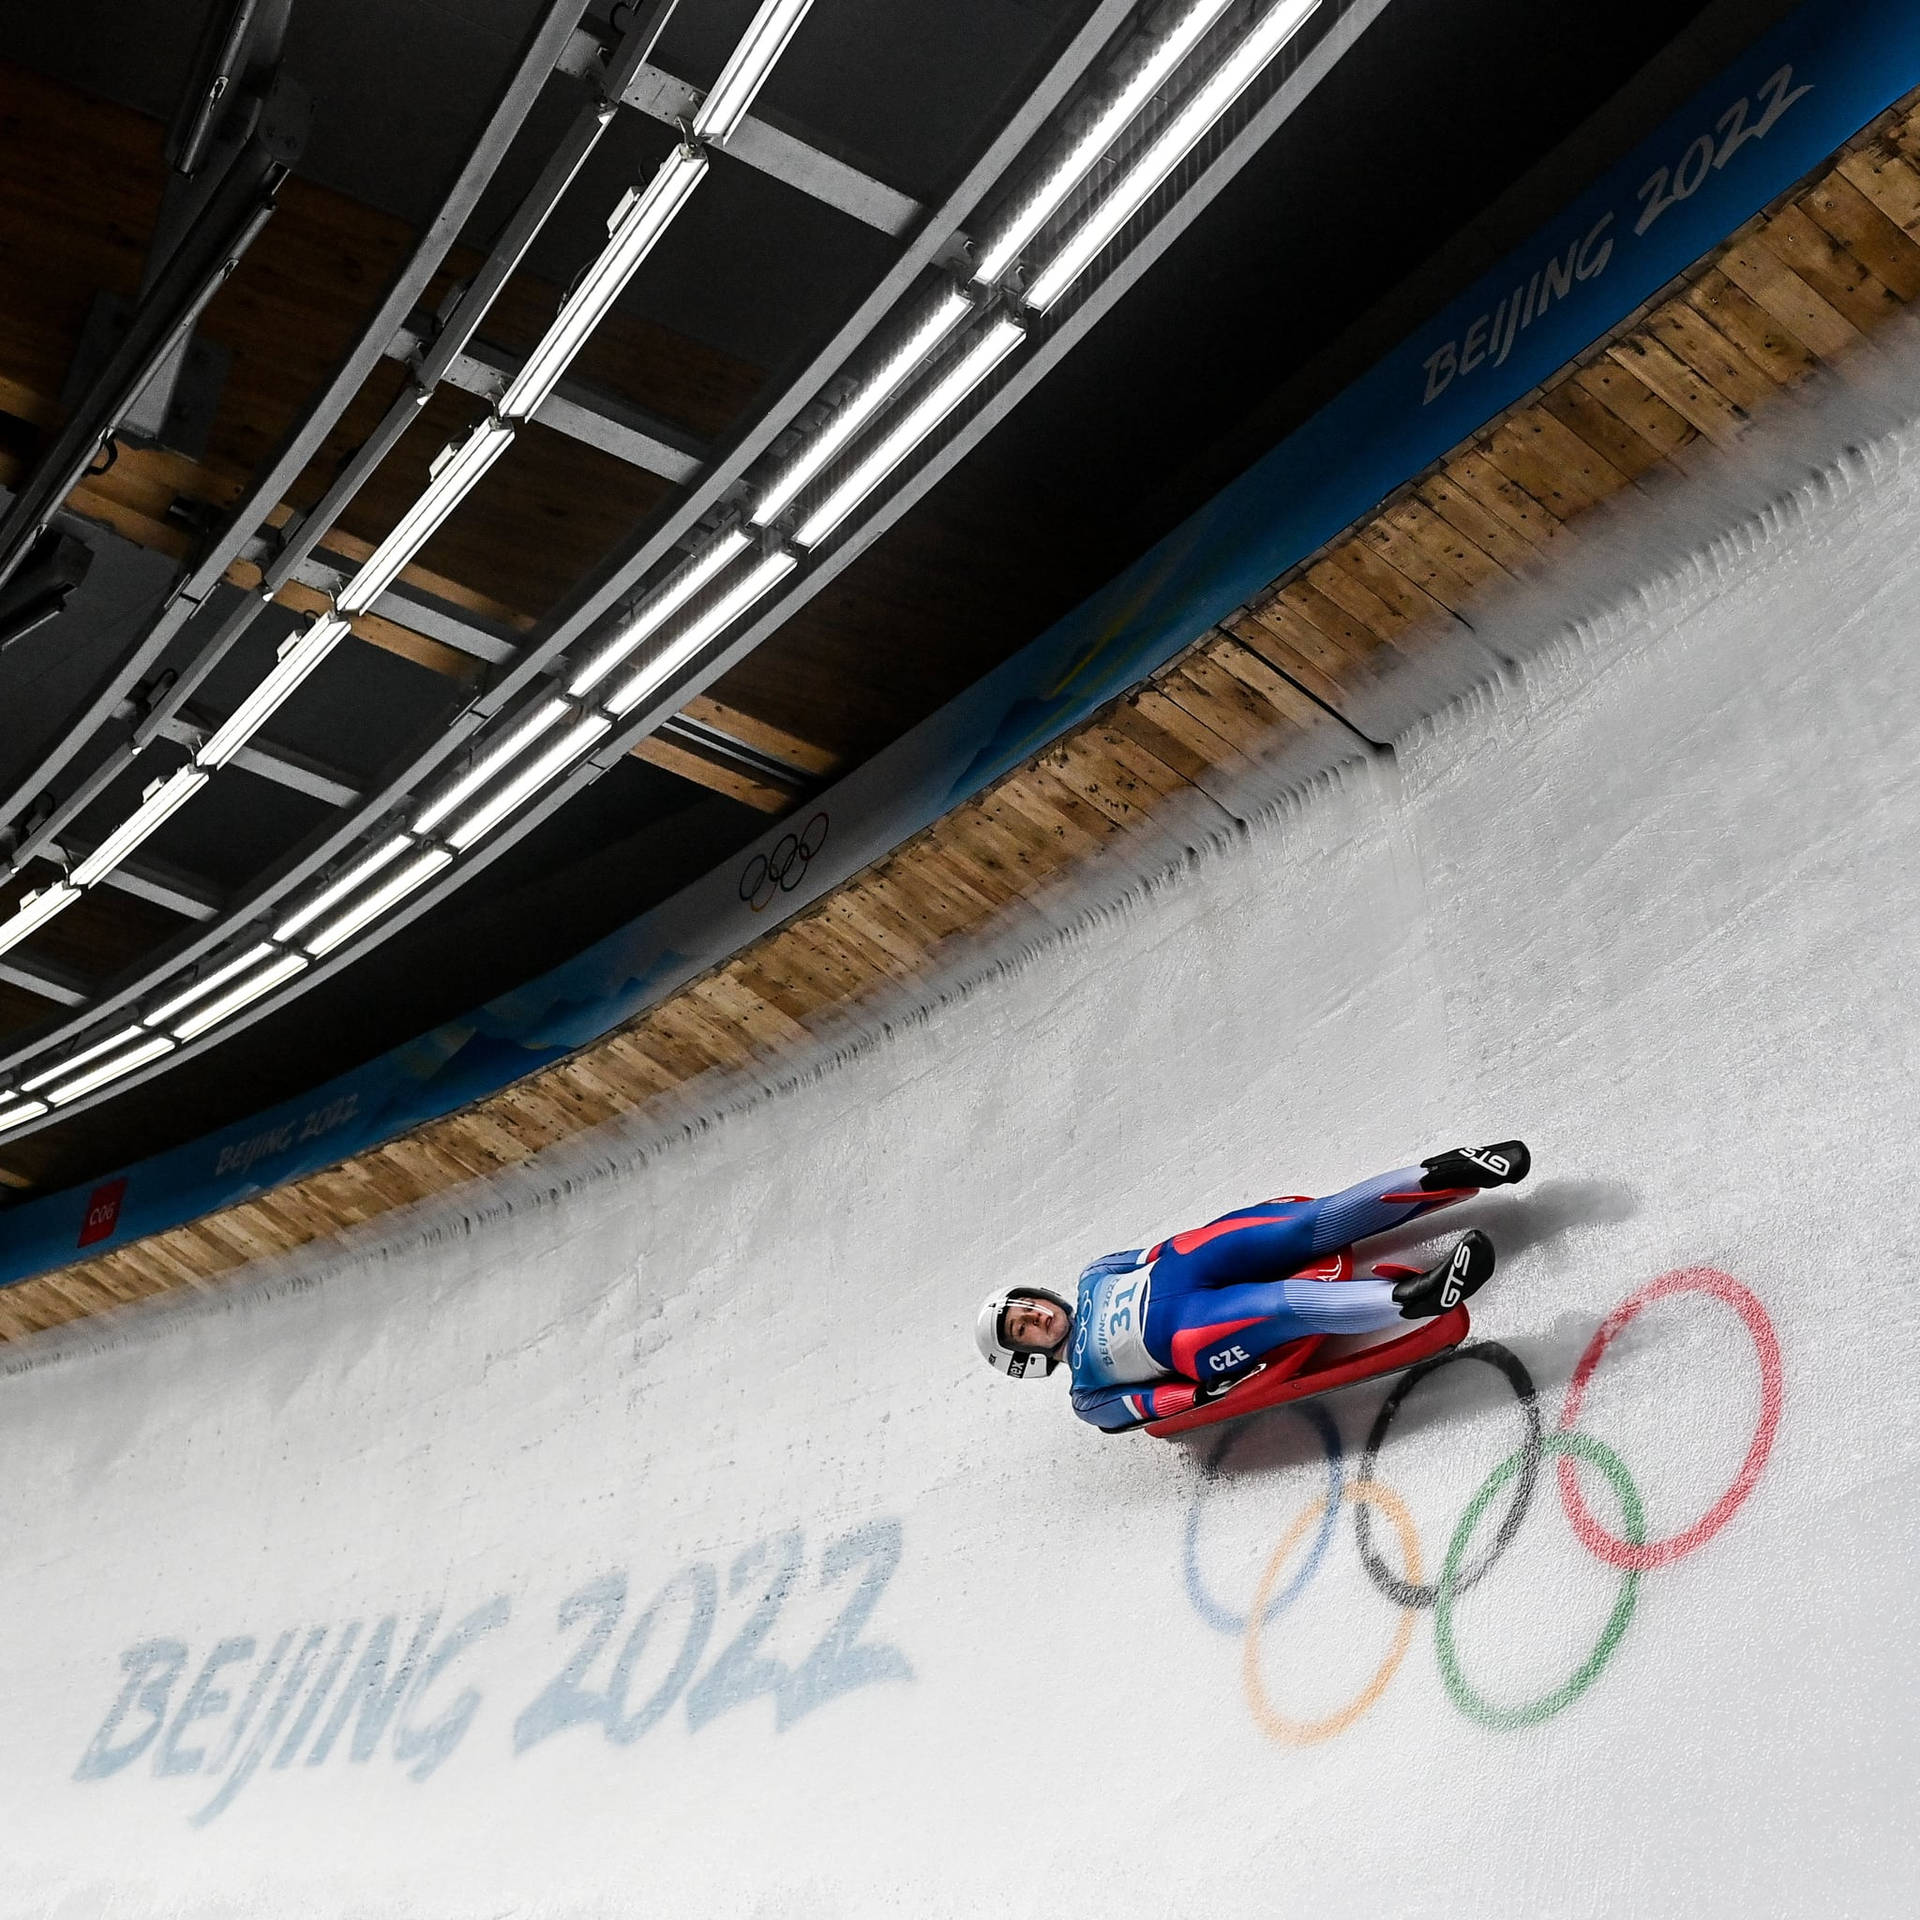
[4,0,1916,1286]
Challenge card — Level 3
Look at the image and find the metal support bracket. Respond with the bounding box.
[560,26,923,236]
[386,328,707,484]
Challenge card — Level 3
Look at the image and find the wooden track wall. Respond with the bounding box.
[9,89,1920,1337]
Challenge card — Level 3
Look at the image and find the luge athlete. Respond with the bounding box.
[975,1142,1529,1432]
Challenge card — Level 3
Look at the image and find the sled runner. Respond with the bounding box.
[1144,1302,1471,1438]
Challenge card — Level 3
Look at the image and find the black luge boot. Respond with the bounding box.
[1419,1140,1530,1190]
[1392,1230,1495,1318]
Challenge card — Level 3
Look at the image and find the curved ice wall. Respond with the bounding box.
[3,358,1919,1917]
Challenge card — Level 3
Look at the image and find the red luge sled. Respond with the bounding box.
[1145,1304,1472,1438]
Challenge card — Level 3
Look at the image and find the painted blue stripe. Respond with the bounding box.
[5,0,1916,1287]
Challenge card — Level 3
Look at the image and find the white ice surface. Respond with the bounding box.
[3,380,1919,1917]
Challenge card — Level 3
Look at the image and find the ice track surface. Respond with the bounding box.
[5,379,1920,1917]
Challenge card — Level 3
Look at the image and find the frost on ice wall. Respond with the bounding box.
[4,371,1920,1917]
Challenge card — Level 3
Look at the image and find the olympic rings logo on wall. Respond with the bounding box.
[739,812,829,913]
[1181,1269,1783,1743]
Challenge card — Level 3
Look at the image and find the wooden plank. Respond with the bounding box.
[1321,539,1448,638]
[1009,764,1130,854]
[1083,722,1198,801]
[1567,360,1701,462]
[1299,559,1406,645]
[680,695,839,777]
[1759,201,1903,336]
[1481,407,1629,517]
[968,789,1085,883]
[829,889,938,974]
[804,900,917,985]
[1223,610,1361,712]
[918,835,1028,911]
[1355,512,1478,610]
[1112,689,1252,779]
[1421,454,1555,562]
[860,861,981,944]
[1535,376,1667,480]
[1796,172,1920,302]
[1835,143,1920,242]
[1274,575,1395,658]
[689,967,811,1049]
[623,1007,719,1082]
[1043,729,1186,834]
[1241,591,1363,678]
[601,1018,704,1091]
[630,734,791,812]
[652,986,760,1067]
[909,837,1020,928]
[1159,652,1294,758]
[598,1030,689,1098]
[1603,334,1748,446]
[1715,230,1867,361]
[1207,636,1340,733]
[1681,268,1822,387]
[1641,301,1780,412]
[1414,469,1540,574]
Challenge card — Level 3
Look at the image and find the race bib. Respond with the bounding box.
[1070,1260,1159,1388]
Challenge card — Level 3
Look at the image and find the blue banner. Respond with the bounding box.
[6,0,1917,1287]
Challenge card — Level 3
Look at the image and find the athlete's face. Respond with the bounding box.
[1004,1296,1069,1354]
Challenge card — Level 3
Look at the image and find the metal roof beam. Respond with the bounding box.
[283,555,522,668]
[152,712,362,808]
[556,24,923,237]
[0,956,89,1009]
[385,330,707,484]
[41,841,225,922]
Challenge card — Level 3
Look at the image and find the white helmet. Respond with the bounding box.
[976,1286,1073,1379]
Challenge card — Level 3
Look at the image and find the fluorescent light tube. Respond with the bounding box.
[275,838,413,942]
[171,950,311,1039]
[446,717,612,851]
[607,551,798,718]
[23,1023,156,1093]
[144,941,280,1029]
[413,700,573,834]
[795,319,1024,548]
[0,1098,49,1138]
[567,531,750,697]
[752,292,974,527]
[197,616,351,768]
[976,0,1239,285]
[692,0,815,144]
[336,418,516,613]
[0,882,79,959]
[69,764,210,888]
[301,849,455,957]
[45,1032,176,1106]
[498,145,709,422]
[1026,0,1318,311]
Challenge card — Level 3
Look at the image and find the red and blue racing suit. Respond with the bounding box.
[1067,1166,1466,1432]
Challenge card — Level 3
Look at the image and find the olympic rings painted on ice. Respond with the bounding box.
[1556,1268,1782,1571]
[1241,1480,1421,1745]
[1179,1270,1783,1742]
[1353,1341,1541,1610]
[1436,1432,1642,1729]
[739,811,829,912]
[1183,1403,1343,1634]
